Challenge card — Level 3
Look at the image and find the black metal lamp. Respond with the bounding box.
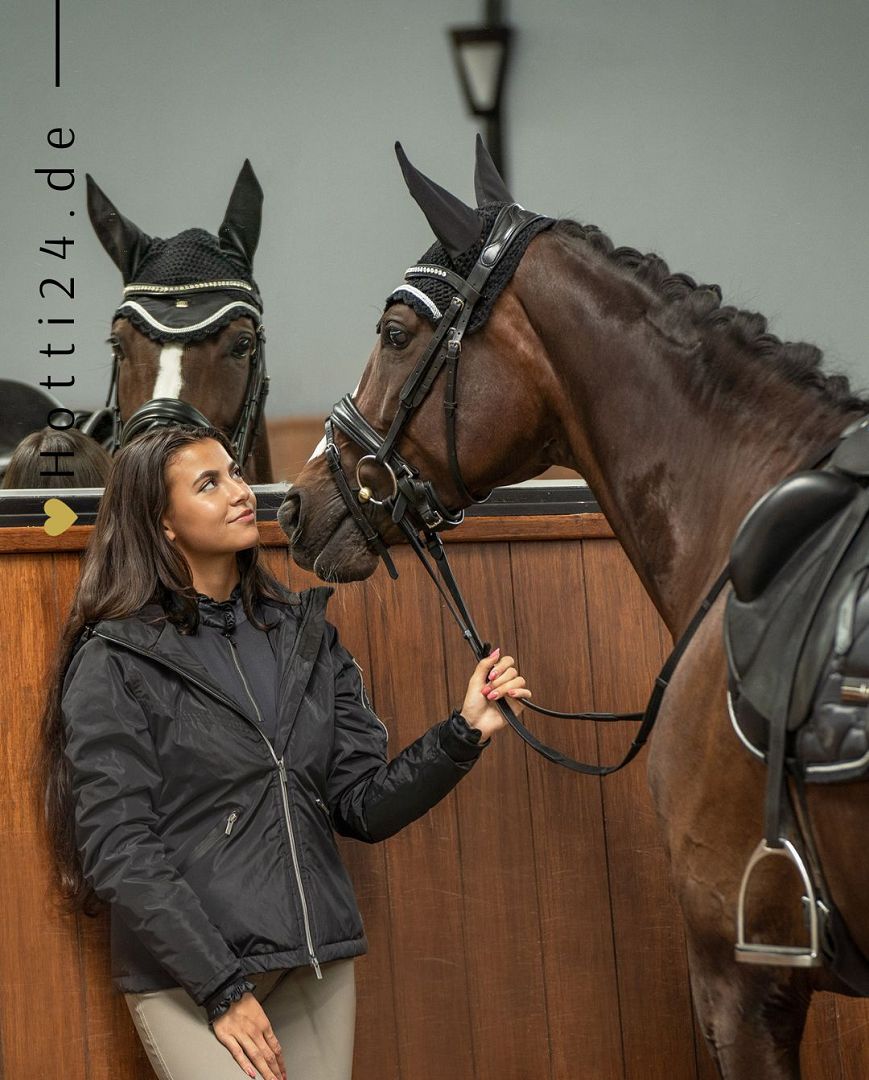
[448,1,514,181]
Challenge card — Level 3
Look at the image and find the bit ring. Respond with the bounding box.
[355,455,398,507]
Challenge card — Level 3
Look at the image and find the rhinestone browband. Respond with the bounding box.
[123,280,256,295]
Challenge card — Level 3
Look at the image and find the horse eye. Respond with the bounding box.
[386,325,410,350]
[109,338,125,360]
[231,335,253,357]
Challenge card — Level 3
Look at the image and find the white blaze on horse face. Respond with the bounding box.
[306,434,327,463]
[152,344,185,399]
[303,379,361,466]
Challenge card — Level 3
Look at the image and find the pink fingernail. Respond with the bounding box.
[489,647,500,658]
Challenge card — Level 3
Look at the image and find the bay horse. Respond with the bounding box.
[278,138,869,1077]
[83,161,274,482]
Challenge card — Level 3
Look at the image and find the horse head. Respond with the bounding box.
[86,161,272,481]
[280,137,560,580]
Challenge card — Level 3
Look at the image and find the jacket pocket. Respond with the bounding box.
[177,806,244,876]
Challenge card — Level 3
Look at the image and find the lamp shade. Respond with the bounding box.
[449,25,512,117]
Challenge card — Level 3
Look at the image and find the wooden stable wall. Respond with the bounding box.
[1,512,868,1079]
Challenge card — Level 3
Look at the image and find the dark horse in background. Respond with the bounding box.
[79,160,274,481]
[279,140,869,1077]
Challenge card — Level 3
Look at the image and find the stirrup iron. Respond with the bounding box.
[735,838,822,967]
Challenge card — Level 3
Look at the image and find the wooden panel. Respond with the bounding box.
[801,993,844,1080]
[582,540,701,1080]
[834,996,869,1080]
[0,554,88,1076]
[0,513,615,556]
[510,539,625,1080]
[438,542,552,1080]
[360,545,475,1079]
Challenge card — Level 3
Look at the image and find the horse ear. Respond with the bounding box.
[473,132,513,206]
[86,174,152,283]
[218,159,263,269]
[394,142,480,261]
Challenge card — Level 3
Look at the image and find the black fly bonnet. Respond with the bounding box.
[383,200,552,337]
[81,160,269,466]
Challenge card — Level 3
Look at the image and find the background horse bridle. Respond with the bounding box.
[79,279,270,464]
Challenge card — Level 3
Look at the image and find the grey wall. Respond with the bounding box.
[4,0,868,421]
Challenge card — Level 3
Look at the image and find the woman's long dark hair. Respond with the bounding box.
[31,424,294,917]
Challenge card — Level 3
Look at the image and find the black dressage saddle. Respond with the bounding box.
[727,424,869,778]
[724,418,869,987]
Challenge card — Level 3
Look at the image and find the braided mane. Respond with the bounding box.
[554,219,868,415]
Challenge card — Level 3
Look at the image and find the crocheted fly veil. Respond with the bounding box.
[385,136,554,334]
[83,161,270,463]
[86,160,264,343]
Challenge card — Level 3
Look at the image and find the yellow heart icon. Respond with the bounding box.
[43,497,78,536]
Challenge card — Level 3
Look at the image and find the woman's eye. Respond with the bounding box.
[385,325,409,349]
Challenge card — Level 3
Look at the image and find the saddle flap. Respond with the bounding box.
[730,470,857,603]
[725,486,869,731]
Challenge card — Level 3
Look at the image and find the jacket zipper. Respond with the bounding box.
[224,633,322,980]
[91,624,324,981]
[179,807,243,875]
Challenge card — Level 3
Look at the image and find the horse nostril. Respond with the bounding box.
[277,489,304,545]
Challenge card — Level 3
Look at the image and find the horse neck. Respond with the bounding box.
[515,232,859,636]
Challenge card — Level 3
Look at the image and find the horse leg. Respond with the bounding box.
[685,931,812,1080]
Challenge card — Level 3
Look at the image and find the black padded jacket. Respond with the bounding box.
[60,584,487,1005]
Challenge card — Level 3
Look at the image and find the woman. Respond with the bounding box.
[33,423,530,1080]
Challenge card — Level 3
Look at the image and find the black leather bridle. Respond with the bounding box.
[321,202,715,775]
[79,282,270,467]
[325,202,545,560]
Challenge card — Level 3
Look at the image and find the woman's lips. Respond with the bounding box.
[233,509,255,523]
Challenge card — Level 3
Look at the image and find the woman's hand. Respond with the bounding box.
[212,992,287,1080]
[460,647,531,741]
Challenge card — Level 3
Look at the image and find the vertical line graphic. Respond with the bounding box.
[54,0,61,87]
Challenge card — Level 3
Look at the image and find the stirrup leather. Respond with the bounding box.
[735,838,825,967]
